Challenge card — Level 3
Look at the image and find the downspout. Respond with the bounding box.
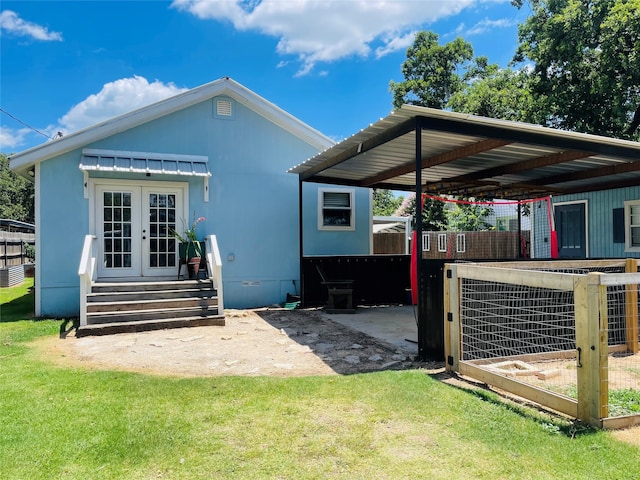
[415,122,424,359]
[34,162,41,317]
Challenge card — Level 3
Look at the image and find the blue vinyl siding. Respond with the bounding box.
[302,183,371,256]
[553,186,640,258]
[38,151,89,317]
[35,94,360,315]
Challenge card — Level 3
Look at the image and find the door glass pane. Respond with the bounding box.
[103,190,133,270]
[147,192,177,268]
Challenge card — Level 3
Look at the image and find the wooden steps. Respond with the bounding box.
[77,279,224,336]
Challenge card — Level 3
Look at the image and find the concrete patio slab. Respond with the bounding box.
[319,305,418,356]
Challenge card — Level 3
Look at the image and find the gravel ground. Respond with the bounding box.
[35,308,440,377]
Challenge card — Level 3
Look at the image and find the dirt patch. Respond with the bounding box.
[33,308,439,377]
[609,426,640,448]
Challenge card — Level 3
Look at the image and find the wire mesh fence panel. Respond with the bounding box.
[449,260,640,427]
[460,278,579,399]
[605,283,640,418]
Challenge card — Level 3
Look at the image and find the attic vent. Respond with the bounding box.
[216,99,233,117]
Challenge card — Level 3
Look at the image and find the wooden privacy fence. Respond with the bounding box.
[373,230,530,258]
[422,231,529,260]
[445,259,640,429]
[373,232,408,254]
[1,232,35,268]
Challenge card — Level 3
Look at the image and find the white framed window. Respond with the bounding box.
[422,233,430,252]
[318,188,355,230]
[438,233,447,252]
[624,200,640,252]
[456,233,466,253]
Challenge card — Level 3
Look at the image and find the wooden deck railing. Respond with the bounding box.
[205,235,224,313]
[78,235,97,327]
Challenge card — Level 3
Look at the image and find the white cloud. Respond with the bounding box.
[0,10,63,41]
[375,31,418,59]
[57,76,188,133]
[171,0,476,75]
[460,17,516,36]
[453,23,466,36]
[0,126,32,150]
[1,76,187,151]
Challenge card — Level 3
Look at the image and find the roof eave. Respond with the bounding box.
[9,77,334,173]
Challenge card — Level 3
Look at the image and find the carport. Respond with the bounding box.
[290,105,640,360]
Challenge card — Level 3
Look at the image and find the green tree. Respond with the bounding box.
[389,30,539,124]
[389,31,476,109]
[512,0,640,139]
[447,200,494,232]
[372,189,403,216]
[448,66,538,123]
[0,153,34,222]
[395,194,448,231]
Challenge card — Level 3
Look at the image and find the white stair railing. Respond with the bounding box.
[78,235,97,327]
[205,234,224,314]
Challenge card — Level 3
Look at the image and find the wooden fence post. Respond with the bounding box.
[575,273,608,426]
[625,258,639,354]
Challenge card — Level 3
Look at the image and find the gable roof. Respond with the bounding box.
[290,105,640,199]
[9,77,334,178]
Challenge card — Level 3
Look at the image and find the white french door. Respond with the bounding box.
[95,181,187,278]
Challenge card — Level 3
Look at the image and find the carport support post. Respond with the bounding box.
[415,122,426,360]
[444,263,460,372]
[298,177,305,307]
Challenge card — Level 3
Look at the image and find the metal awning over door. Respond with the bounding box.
[80,149,211,177]
[79,149,211,202]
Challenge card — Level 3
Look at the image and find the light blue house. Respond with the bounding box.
[543,187,640,259]
[9,77,372,322]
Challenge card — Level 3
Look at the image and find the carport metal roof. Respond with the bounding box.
[290,105,640,199]
[292,105,640,359]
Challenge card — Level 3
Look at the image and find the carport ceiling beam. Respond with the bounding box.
[562,176,640,195]
[433,149,592,186]
[361,138,512,187]
[414,115,640,158]
[517,159,640,187]
[299,118,418,180]
[423,179,564,196]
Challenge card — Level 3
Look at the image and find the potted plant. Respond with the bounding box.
[171,214,205,279]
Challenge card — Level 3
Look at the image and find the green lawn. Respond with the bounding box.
[1,280,639,479]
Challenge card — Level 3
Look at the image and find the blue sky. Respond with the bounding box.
[1,0,530,153]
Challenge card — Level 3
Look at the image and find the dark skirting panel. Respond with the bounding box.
[302,255,447,360]
[302,255,411,307]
